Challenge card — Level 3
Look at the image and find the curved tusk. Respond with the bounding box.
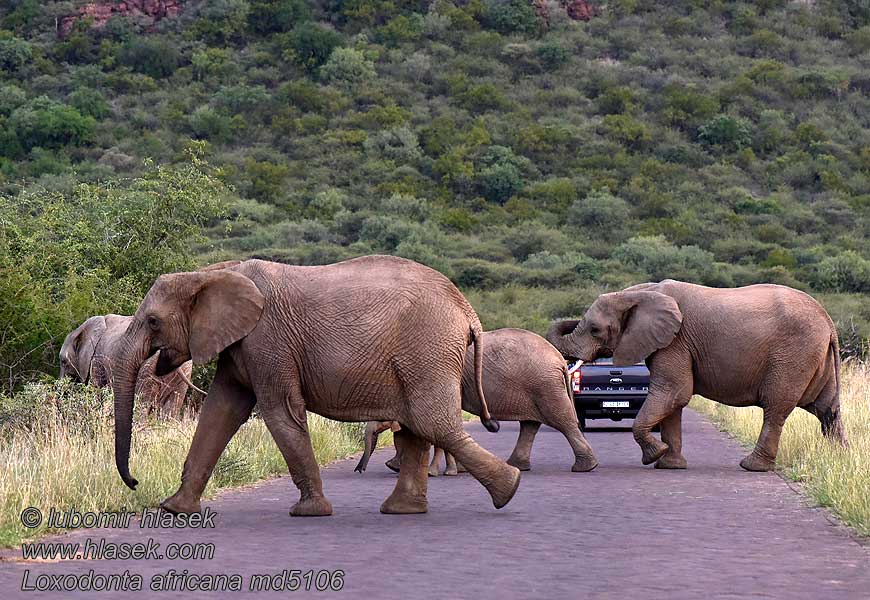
[176,367,207,396]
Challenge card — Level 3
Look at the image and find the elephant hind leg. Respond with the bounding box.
[428,447,444,477]
[654,408,687,469]
[740,402,794,472]
[506,421,540,471]
[553,422,598,472]
[444,451,458,476]
[381,429,430,514]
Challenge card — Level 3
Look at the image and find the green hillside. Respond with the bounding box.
[1,0,869,388]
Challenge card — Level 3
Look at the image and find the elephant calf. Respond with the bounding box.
[547,280,846,472]
[60,314,196,419]
[356,328,599,474]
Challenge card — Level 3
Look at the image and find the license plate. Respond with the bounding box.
[602,401,630,408]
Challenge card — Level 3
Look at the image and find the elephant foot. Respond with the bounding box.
[290,495,333,517]
[640,438,669,465]
[160,492,201,515]
[444,466,458,476]
[427,465,441,477]
[739,453,775,472]
[487,464,521,510]
[655,454,687,469]
[385,457,401,473]
[380,494,428,514]
[506,457,531,471]
[571,455,599,472]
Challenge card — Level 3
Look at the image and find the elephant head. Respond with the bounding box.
[546,290,683,366]
[111,269,265,490]
[59,316,108,383]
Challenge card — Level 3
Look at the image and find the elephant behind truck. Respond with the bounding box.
[547,279,846,472]
[356,328,599,474]
[59,314,196,419]
[108,255,520,517]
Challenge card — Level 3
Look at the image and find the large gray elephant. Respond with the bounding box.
[355,328,598,474]
[546,280,845,472]
[109,256,520,516]
[60,314,195,418]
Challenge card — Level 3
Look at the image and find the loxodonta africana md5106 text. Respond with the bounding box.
[546,280,845,472]
[109,256,520,517]
[356,328,598,474]
[60,314,196,419]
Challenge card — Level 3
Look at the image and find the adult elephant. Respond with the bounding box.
[60,314,196,418]
[355,329,598,474]
[110,256,520,516]
[546,280,845,472]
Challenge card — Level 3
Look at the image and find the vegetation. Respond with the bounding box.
[690,361,870,536]
[0,379,365,547]
[0,0,867,539]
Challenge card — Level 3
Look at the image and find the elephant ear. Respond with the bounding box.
[187,270,265,364]
[73,316,107,382]
[197,260,243,272]
[610,291,682,366]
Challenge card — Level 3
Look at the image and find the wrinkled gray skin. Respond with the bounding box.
[110,256,520,517]
[356,329,599,474]
[59,315,192,418]
[546,280,845,471]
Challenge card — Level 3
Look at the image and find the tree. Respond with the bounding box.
[698,115,752,152]
[8,97,95,151]
[248,0,310,34]
[287,22,343,74]
[319,47,376,87]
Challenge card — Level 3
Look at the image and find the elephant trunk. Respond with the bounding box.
[354,422,381,473]
[545,319,585,360]
[112,335,149,491]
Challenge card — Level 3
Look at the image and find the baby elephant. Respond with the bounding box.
[355,329,598,473]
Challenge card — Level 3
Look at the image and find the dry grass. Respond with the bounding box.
[0,380,364,547]
[690,361,870,536]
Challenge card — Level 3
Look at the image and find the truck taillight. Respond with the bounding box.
[572,370,582,383]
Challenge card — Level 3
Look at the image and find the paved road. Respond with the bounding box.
[2,410,868,599]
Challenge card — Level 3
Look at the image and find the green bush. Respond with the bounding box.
[286,22,343,74]
[248,0,310,34]
[808,251,870,293]
[614,235,719,284]
[7,97,95,151]
[118,38,180,79]
[698,115,752,151]
[485,0,540,36]
[319,47,376,87]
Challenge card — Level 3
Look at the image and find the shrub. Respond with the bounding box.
[808,251,870,293]
[536,41,569,71]
[118,38,180,79]
[614,235,718,284]
[8,97,95,151]
[485,0,540,36]
[0,32,31,72]
[68,88,110,120]
[319,47,376,87]
[287,22,342,74]
[0,85,26,117]
[248,0,310,34]
[600,114,651,150]
[698,115,752,152]
[567,189,630,231]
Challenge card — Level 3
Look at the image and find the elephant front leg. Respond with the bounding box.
[259,383,332,517]
[381,429,430,514]
[740,405,792,472]
[633,372,692,466]
[506,421,540,471]
[162,366,255,514]
[655,408,687,469]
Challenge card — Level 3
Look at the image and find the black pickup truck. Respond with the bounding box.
[567,358,650,431]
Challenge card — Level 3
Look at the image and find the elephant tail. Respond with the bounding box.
[471,320,499,433]
[819,330,847,446]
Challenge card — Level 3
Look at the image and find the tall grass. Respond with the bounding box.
[690,361,870,536]
[0,380,364,547]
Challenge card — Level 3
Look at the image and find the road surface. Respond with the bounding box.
[1,410,868,599]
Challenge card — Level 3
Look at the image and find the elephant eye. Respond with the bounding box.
[147,316,161,331]
[589,325,601,336]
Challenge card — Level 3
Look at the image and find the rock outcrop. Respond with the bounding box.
[58,0,183,37]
